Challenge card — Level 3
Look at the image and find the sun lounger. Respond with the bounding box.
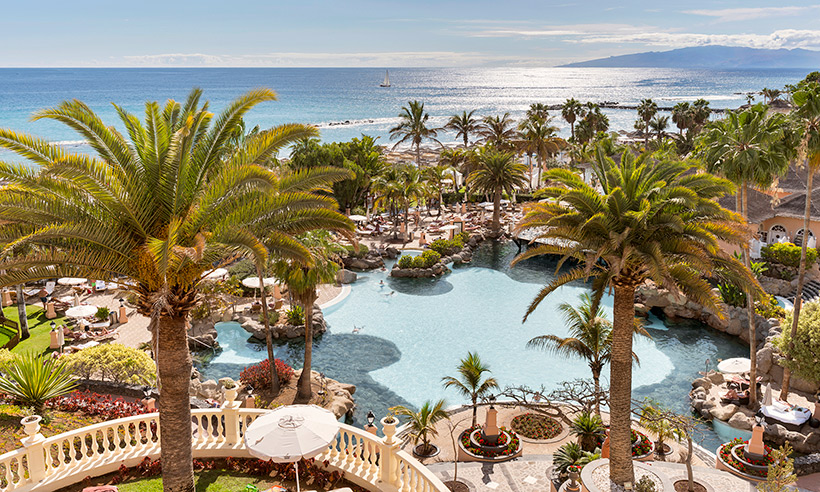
[761,400,812,428]
[23,287,40,297]
[720,389,749,405]
[88,320,111,330]
[44,281,56,295]
[95,280,107,291]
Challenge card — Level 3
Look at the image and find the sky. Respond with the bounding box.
[3,1,820,67]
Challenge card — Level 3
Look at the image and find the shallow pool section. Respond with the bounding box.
[197,241,747,450]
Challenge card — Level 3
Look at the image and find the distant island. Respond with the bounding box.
[560,46,820,69]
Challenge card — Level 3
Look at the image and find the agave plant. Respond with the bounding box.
[0,353,77,412]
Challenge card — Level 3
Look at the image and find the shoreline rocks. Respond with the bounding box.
[239,304,327,340]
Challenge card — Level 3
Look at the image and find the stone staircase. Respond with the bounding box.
[788,279,820,303]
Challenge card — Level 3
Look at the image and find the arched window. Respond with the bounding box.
[795,228,815,247]
[769,224,788,244]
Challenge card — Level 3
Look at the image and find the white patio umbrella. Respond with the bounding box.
[57,277,86,286]
[348,214,367,222]
[763,383,773,406]
[244,405,339,492]
[65,305,97,318]
[717,357,752,374]
[204,268,228,280]
[242,277,277,289]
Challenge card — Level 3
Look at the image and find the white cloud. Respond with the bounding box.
[116,51,507,68]
[683,6,819,22]
[575,29,820,50]
[472,23,644,38]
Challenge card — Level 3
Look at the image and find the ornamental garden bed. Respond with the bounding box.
[716,438,774,481]
[596,428,655,460]
[457,424,522,462]
[510,413,565,442]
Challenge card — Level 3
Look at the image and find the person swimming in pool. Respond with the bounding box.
[379,280,384,288]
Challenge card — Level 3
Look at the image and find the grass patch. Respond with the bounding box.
[0,403,103,454]
[3,305,68,354]
[115,470,281,492]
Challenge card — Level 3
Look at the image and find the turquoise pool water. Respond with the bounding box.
[197,241,747,450]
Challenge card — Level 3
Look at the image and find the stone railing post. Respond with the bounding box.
[20,416,46,483]
[222,393,241,445]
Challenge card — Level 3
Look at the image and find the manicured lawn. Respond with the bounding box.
[2,304,68,354]
[0,404,103,453]
[116,470,280,492]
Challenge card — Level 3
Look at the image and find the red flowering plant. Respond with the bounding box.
[631,429,653,457]
[717,438,774,478]
[46,391,152,420]
[239,358,295,390]
[459,425,521,457]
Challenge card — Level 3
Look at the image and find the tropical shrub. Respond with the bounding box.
[413,250,441,268]
[756,295,786,320]
[95,306,110,320]
[286,305,305,325]
[344,244,369,259]
[397,255,415,269]
[63,343,157,385]
[391,399,448,455]
[191,303,210,320]
[456,231,471,243]
[571,411,605,451]
[635,475,657,492]
[552,441,599,474]
[761,243,818,268]
[429,238,463,256]
[46,390,151,419]
[239,358,295,389]
[0,353,77,411]
[264,310,280,325]
[760,443,797,492]
[774,300,820,383]
[0,349,14,369]
[718,282,746,308]
[227,259,256,280]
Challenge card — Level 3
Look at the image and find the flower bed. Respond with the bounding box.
[46,391,151,419]
[239,358,295,389]
[511,413,562,440]
[717,438,774,478]
[459,425,521,458]
[595,428,654,458]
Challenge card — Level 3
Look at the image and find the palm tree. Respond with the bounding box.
[649,115,669,141]
[527,103,550,121]
[270,235,342,403]
[0,89,352,492]
[562,98,583,141]
[441,352,498,427]
[477,113,518,150]
[698,105,794,406]
[445,110,480,148]
[439,148,468,194]
[374,164,425,240]
[391,400,449,455]
[780,82,820,400]
[576,103,610,144]
[526,293,648,415]
[761,88,783,105]
[518,116,564,189]
[671,103,693,135]
[425,164,452,215]
[513,148,756,486]
[467,147,528,234]
[637,99,658,147]
[690,99,711,133]
[571,411,606,451]
[389,100,441,167]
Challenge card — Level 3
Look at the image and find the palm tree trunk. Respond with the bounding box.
[592,368,601,417]
[296,292,318,403]
[155,315,194,492]
[742,182,758,407]
[463,135,468,149]
[15,285,29,340]
[570,122,575,141]
[257,265,280,397]
[492,187,501,234]
[536,155,543,190]
[416,143,421,168]
[781,165,814,400]
[609,283,636,486]
[472,396,478,427]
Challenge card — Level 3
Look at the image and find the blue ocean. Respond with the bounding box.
[0,67,810,158]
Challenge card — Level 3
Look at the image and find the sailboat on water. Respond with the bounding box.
[379,70,391,87]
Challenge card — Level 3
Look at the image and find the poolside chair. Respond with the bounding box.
[44,281,56,295]
[94,280,107,291]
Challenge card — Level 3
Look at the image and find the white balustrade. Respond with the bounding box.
[0,408,448,492]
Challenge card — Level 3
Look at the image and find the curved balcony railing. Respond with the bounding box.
[0,401,448,492]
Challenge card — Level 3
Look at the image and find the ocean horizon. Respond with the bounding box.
[0,67,810,159]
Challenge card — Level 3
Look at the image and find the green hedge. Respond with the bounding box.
[344,244,369,259]
[430,238,463,256]
[761,243,818,268]
[397,251,442,269]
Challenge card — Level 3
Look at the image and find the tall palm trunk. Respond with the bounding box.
[463,135,469,149]
[536,155,543,190]
[415,141,421,168]
[296,291,319,403]
[570,122,575,141]
[781,165,814,400]
[155,315,194,492]
[15,285,29,340]
[741,182,758,407]
[609,283,636,486]
[591,366,602,417]
[257,265,280,397]
[471,396,478,427]
[492,187,502,234]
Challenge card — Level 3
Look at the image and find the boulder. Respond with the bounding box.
[199,379,219,400]
[710,403,738,421]
[728,411,753,431]
[336,269,357,284]
[707,372,725,385]
[757,345,774,375]
[726,317,743,336]
[634,303,650,317]
[385,247,400,259]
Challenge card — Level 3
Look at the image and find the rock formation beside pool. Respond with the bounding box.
[238,304,327,340]
[188,319,219,350]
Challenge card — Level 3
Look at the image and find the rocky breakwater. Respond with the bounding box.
[189,371,356,419]
[239,304,327,340]
[690,371,820,454]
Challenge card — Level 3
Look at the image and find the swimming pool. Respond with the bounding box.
[197,240,747,450]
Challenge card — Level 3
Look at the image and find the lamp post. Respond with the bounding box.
[365,411,378,435]
[245,384,255,408]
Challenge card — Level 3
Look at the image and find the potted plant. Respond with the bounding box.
[391,400,448,458]
[222,379,237,401]
[381,409,398,439]
[21,414,42,435]
[95,306,111,321]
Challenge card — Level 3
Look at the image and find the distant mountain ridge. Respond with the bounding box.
[560,46,820,69]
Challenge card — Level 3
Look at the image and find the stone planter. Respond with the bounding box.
[21,415,42,435]
[381,416,397,441]
[223,388,237,402]
[413,443,440,458]
[581,458,674,492]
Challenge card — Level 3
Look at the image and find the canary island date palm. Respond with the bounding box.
[0,88,353,492]
[780,82,820,399]
[562,98,583,142]
[527,292,648,416]
[512,147,757,486]
[389,100,441,167]
[637,99,658,147]
[477,113,519,151]
[697,104,794,405]
[467,147,528,234]
[518,116,564,189]
[441,352,498,427]
[391,399,449,455]
[445,110,480,148]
